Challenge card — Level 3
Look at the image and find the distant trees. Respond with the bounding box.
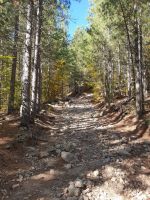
[71,0,150,119]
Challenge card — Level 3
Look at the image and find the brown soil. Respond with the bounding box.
[0,94,149,200]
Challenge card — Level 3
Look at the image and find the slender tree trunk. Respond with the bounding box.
[143,59,148,98]
[106,50,113,105]
[119,0,133,64]
[118,43,122,96]
[61,80,64,99]
[47,64,51,100]
[0,46,4,109]
[37,66,42,112]
[0,82,1,109]
[20,1,33,127]
[105,60,112,107]
[119,0,135,95]
[8,10,19,114]
[134,5,144,119]
[31,0,43,120]
[127,49,132,97]
[102,47,111,105]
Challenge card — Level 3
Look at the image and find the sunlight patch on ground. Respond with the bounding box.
[0,136,13,145]
[31,169,64,181]
[86,184,124,200]
[84,165,150,200]
[94,124,115,130]
[138,174,150,188]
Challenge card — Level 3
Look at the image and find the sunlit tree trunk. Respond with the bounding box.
[134,4,144,119]
[20,1,33,127]
[31,0,43,121]
[8,9,19,114]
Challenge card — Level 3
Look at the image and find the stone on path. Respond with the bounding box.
[12,183,20,189]
[74,179,84,188]
[61,151,74,163]
[64,163,72,169]
[67,182,81,197]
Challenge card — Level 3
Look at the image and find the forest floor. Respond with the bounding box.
[0,94,150,200]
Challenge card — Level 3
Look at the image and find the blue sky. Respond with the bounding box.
[68,0,89,37]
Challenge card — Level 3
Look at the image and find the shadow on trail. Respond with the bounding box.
[0,94,149,199]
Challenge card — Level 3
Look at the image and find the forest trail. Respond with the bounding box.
[0,94,150,200]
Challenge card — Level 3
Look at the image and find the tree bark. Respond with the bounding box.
[8,9,19,113]
[31,0,43,121]
[134,4,144,119]
[119,0,135,95]
[117,43,122,96]
[127,49,132,97]
[143,61,148,98]
[20,0,33,127]
[37,65,42,112]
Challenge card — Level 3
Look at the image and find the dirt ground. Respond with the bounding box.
[0,94,150,200]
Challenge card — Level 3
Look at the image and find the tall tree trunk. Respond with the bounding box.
[36,66,42,112]
[143,61,148,98]
[107,50,113,105]
[119,0,135,95]
[8,9,19,114]
[0,82,1,109]
[104,59,112,107]
[134,4,144,119]
[31,0,43,120]
[117,43,122,96]
[20,1,33,127]
[0,45,4,110]
[127,49,132,97]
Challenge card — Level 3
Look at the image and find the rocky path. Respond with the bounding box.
[0,94,150,200]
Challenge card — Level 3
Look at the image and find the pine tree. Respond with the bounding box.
[20,0,33,127]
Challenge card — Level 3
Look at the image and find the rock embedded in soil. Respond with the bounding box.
[68,187,81,197]
[66,182,82,197]
[64,163,72,169]
[118,149,131,156]
[85,180,93,189]
[61,151,74,163]
[93,169,99,177]
[12,183,20,189]
[87,169,100,180]
[82,188,90,195]
[56,149,61,156]
[39,151,49,158]
[83,196,89,200]
[74,179,84,188]
[17,174,24,182]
